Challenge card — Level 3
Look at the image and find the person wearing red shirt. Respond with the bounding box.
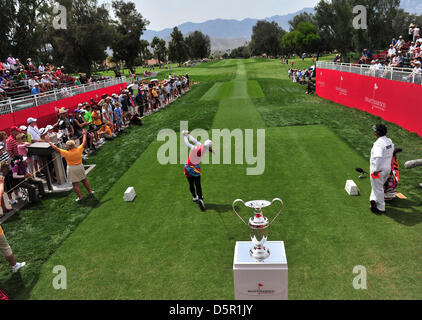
[182,130,214,211]
[6,127,20,159]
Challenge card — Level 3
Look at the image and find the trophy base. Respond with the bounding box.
[250,246,270,261]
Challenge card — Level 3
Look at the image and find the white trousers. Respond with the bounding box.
[370,169,390,211]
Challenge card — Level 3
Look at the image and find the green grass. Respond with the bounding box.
[1,58,421,300]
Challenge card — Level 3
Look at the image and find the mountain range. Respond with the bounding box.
[142,0,422,53]
[142,8,315,52]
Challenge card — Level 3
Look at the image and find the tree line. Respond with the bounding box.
[231,0,422,62]
[1,0,211,74]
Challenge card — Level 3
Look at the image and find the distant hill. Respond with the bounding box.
[141,8,315,52]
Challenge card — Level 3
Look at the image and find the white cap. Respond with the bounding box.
[46,125,54,130]
[27,117,37,124]
[19,125,28,131]
[204,140,213,150]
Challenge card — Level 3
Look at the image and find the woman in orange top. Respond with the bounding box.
[48,129,94,202]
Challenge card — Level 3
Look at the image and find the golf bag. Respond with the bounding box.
[0,289,9,300]
[384,148,402,200]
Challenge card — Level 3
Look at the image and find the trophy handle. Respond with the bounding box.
[269,198,284,226]
[232,199,248,226]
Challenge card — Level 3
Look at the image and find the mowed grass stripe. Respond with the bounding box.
[200,82,223,101]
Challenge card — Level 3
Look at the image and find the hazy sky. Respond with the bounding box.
[101,0,320,30]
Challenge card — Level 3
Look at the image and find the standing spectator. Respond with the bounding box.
[47,130,94,202]
[409,24,415,42]
[6,127,20,159]
[27,118,41,173]
[0,197,26,272]
[413,25,420,42]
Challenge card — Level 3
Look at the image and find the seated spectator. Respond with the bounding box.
[387,44,396,60]
[38,62,45,74]
[31,83,41,95]
[392,51,404,68]
[41,74,53,91]
[394,36,405,51]
[26,58,35,71]
[28,76,38,89]
[360,49,373,64]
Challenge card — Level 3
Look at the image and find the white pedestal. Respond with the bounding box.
[233,241,288,300]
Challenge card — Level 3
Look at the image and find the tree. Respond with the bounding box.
[288,11,315,31]
[168,27,188,64]
[314,0,402,60]
[139,39,152,61]
[185,31,211,59]
[314,0,356,60]
[250,21,286,56]
[111,0,149,73]
[47,0,114,75]
[151,37,167,64]
[0,0,16,59]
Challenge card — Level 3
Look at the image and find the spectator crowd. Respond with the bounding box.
[0,73,191,216]
[0,55,102,102]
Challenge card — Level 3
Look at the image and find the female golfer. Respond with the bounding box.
[47,129,94,202]
[183,130,214,211]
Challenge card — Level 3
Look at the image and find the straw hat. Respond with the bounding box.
[58,107,67,115]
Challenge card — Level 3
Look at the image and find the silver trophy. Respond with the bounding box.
[232,199,284,261]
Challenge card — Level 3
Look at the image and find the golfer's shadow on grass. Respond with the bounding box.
[205,203,233,213]
[385,199,422,227]
[206,203,238,240]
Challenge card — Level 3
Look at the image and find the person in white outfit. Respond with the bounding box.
[369,124,394,215]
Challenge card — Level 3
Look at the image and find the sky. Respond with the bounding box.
[101,0,320,31]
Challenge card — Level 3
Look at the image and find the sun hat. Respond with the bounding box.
[46,125,54,131]
[39,128,48,135]
[58,107,67,114]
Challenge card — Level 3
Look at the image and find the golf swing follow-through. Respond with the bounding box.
[182,130,215,211]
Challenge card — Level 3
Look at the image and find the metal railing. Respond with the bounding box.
[0,76,127,115]
[316,61,422,85]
